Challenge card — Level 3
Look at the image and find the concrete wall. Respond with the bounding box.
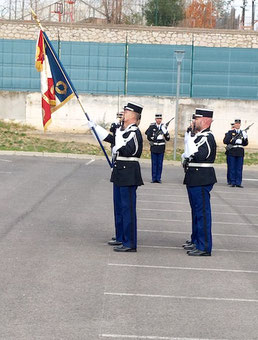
[1,91,257,148]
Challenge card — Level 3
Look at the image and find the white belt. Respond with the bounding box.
[116,156,139,162]
[188,163,214,167]
[232,145,243,148]
[153,142,165,145]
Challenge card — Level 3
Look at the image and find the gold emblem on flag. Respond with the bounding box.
[55,81,67,95]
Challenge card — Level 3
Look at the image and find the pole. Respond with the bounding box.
[252,0,255,30]
[241,0,246,28]
[173,60,182,161]
[155,0,158,25]
[124,34,128,95]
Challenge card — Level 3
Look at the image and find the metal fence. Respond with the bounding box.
[1,38,258,100]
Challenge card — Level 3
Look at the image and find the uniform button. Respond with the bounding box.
[123,166,126,168]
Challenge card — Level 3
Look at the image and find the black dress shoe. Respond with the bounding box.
[151,180,157,183]
[182,240,192,247]
[184,244,196,251]
[236,185,244,188]
[113,246,137,252]
[230,184,236,187]
[156,180,162,183]
[108,240,122,246]
[188,249,211,256]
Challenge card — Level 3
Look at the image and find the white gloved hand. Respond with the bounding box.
[181,153,186,164]
[184,135,198,158]
[115,129,126,150]
[242,131,248,139]
[235,138,242,144]
[112,146,118,155]
[157,134,163,140]
[90,124,109,141]
[88,120,96,129]
[161,125,168,134]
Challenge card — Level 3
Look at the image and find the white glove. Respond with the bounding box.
[181,153,186,164]
[157,134,163,140]
[87,120,96,129]
[161,125,168,134]
[242,131,248,139]
[184,135,198,158]
[115,129,126,149]
[235,139,242,144]
[90,124,109,141]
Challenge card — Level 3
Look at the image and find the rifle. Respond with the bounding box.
[153,118,174,140]
[225,122,254,151]
[148,117,174,146]
[165,117,175,128]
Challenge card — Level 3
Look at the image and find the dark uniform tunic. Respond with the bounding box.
[104,123,143,249]
[223,129,248,186]
[184,128,217,253]
[145,123,170,182]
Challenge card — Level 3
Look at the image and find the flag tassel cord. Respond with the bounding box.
[31,9,112,168]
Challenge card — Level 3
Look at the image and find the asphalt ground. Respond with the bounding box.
[0,152,258,340]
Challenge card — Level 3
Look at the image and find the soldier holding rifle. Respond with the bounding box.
[145,113,172,183]
[223,119,251,188]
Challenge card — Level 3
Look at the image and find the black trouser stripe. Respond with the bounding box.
[129,187,135,249]
[201,187,208,252]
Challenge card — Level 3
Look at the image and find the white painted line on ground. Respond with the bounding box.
[108,263,258,275]
[140,187,258,196]
[100,334,228,340]
[0,158,12,162]
[138,228,258,238]
[243,178,258,181]
[138,218,258,227]
[138,193,258,202]
[138,200,258,209]
[104,291,258,303]
[138,208,258,217]
[0,171,12,174]
[85,159,95,165]
[139,245,258,254]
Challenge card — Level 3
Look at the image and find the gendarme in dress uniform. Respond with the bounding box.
[90,102,144,252]
[223,119,248,188]
[181,108,217,256]
[145,113,170,183]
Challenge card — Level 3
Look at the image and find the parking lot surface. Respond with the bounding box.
[0,153,257,340]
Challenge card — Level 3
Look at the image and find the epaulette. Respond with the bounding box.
[128,125,138,132]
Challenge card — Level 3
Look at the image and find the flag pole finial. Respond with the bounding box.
[31,8,43,30]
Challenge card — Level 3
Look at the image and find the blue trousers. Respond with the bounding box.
[151,152,164,182]
[113,184,137,249]
[186,185,213,253]
[228,155,244,186]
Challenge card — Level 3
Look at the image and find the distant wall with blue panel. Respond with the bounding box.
[127,44,191,97]
[0,39,126,95]
[192,46,258,100]
[1,38,258,100]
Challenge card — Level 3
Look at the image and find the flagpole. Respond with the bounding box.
[31,9,112,168]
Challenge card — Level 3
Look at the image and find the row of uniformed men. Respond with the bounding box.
[88,103,248,256]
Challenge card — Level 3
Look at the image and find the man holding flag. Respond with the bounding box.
[33,13,143,252]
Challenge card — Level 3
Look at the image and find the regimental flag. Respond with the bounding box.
[35,30,75,130]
